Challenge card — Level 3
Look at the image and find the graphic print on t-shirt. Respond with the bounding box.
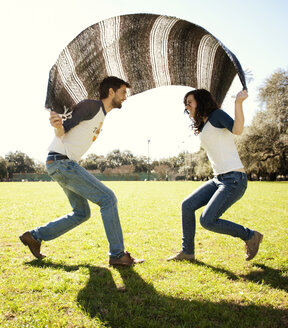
[92,122,103,142]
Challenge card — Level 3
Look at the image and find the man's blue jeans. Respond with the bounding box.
[31,159,125,258]
[181,171,254,254]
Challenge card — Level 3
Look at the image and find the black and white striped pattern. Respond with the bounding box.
[45,13,246,114]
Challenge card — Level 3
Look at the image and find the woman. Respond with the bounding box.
[167,89,263,262]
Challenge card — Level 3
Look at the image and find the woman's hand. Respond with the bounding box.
[233,90,248,135]
[235,90,248,104]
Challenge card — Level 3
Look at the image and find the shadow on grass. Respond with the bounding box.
[193,260,288,292]
[193,260,239,281]
[193,261,288,292]
[239,263,288,292]
[26,260,287,328]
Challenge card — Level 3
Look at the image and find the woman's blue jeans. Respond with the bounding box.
[31,159,125,258]
[181,171,253,255]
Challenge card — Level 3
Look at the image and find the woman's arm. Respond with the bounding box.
[232,90,248,135]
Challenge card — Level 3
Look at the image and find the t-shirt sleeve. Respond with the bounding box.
[209,109,234,132]
[63,100,100,133]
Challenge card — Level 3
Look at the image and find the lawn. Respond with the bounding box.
[0,181,287,328]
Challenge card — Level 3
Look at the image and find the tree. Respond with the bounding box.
[0,157,8,180]
[106,149,136,168]
[192,148,213,180]
[134,156,148,173]
[237,69,288,180]
[5,151,36,175]
[81,154,105,171]
[178,152,195,180]
[34,161,46,174]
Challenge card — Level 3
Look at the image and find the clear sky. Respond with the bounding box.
[0,0,287,163]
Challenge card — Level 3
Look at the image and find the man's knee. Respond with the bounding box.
[75,204,91,222]
[83,206,91,221]
[102,190,117,208]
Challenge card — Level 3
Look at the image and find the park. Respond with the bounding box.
[0,180,287,327]
[1,1,288,327]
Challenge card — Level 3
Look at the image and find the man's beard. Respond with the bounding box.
[112,98,122,109]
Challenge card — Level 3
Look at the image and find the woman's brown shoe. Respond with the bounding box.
[245,231,263,261]
[167,251,195,261]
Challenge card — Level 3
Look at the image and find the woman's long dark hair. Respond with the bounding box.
[184,89,219,135]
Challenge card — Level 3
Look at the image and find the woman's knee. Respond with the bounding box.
[200,213,215,230]
[181,199,189,212]
[181,197,198,213]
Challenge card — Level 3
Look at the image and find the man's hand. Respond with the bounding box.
[49,111,63,128]
[49,111,65,137]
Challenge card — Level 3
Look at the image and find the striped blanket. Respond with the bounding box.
[45,13,247,114]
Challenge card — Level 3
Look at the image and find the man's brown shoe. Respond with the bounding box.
[109,251,144,267]
[167,251,195,262]
[245,231,263,261]
[19,231,46,259]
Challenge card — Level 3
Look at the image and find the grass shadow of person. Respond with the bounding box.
[192,260,288,292]
[239,263,288,292]
[193,260,239,281]
[26,259,287,328]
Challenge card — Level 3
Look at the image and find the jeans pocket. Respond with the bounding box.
[48,167,67,184]
[61,160,77,172]
[225,177,239,186]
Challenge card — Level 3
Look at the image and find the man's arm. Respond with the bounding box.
[49,111,65,137]
[232,89,248,135]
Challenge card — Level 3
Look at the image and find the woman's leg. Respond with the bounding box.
[199,172,253,241]
[181,179,218,254]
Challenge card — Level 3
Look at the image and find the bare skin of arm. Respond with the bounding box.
[49,111,65,137]
[232,90,248,135]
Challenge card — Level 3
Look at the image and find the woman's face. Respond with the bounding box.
[185,94,197,118]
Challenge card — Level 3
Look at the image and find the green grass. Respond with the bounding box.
[0,181,287,328]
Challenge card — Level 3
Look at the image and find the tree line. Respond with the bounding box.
[1,69,287,181]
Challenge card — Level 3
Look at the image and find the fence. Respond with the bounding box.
[10,172,158,182]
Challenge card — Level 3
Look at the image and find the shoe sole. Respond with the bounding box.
[246,234,263,261]
[109,260,144,267]
[109,263,134,267]
[167,258,195,262]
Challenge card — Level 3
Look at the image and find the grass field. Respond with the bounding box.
[0,181,287,328]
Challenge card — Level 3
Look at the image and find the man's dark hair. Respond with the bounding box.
[99,76,131,99]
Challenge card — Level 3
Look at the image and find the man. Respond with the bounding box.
[20,76,144,266]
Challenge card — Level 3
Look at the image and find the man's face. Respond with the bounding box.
[111,85,127,109]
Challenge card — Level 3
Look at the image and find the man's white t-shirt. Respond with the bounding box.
[48,100,106,162]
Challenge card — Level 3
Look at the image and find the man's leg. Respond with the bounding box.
[42,160,125,258]
[20,175,91,259]
[31,187,91,241]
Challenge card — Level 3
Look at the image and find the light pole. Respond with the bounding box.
[147,139,151,181]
